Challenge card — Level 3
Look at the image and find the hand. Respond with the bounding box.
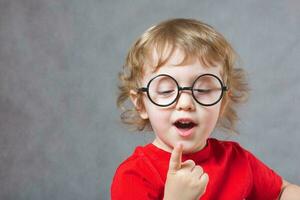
[163,143,209,200]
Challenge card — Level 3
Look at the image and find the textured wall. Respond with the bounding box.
[0,0,299,199]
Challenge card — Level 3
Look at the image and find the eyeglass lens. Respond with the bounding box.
[147,74,223,106]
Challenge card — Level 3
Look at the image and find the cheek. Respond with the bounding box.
[200,104,221,127]
[148,108,170,125]
[145,105,171,131]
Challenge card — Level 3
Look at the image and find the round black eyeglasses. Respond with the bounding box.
[137,73,228,107]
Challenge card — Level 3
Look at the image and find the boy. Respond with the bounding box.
[111,18,300,199]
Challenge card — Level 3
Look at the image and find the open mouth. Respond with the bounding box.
[174,121,196,129]
[173,119,197,136]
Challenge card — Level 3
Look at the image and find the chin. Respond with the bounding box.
[181,144,196,154]
[182,142,205,154]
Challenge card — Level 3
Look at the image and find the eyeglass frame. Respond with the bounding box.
[137,73,228,107]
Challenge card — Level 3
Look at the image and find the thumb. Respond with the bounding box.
[168,143,183,173]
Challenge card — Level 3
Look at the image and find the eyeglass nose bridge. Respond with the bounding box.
[176,86,195,101]
[179,86,193,92]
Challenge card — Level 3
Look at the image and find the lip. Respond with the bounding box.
[173,118,197,124]
[173,118,198,137]
[175,126,196,137]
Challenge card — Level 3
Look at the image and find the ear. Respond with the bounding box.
[129,90,149,119]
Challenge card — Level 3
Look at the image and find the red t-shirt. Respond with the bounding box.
[111,138,282,200]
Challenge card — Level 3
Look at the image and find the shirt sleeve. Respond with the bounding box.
[245,150,283,200]
[111,158,162,200]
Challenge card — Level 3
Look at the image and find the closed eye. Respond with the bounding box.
[194,89,211,93]
[193,88,220,93]
[158,90,175,94]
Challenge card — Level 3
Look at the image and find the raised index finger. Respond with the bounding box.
[168,143,183,173]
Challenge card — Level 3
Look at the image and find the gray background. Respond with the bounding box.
[0,0,299,199]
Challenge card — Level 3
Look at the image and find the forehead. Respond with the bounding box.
[143,48,223,82]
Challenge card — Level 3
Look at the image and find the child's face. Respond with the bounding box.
[131,48,224,154]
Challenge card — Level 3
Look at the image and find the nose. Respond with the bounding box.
[175,90,196,111]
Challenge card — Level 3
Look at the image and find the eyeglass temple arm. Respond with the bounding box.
[137,87,147,92]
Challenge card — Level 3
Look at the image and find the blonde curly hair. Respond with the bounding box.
[117,18,249,134]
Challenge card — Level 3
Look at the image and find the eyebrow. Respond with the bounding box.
[145,73,224,88]
[151,72,222,80]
